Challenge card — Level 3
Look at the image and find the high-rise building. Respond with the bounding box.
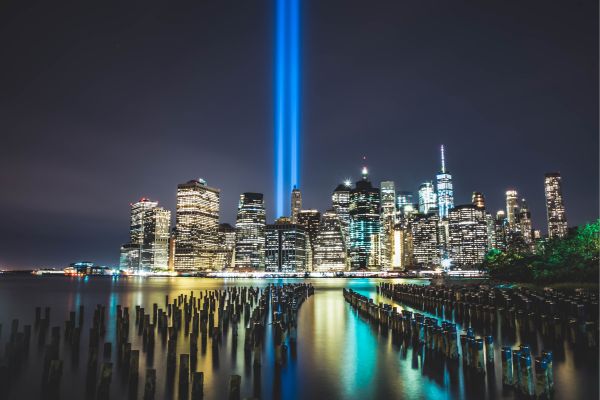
[215,223,236,270]
[448,205,488,267]
[391,217,414,270]
[544,173,568,239]
[380,181,396,270]
[411,212,439,268]
[297,209,321,263]
[290,187,302,223]
[396,191,414,218]
[472,192,485,210]
[491,210,508,251]
[234,193,266,269]
[518,198,533,246]
[174,179,220,271]
[505,189,519,228]
[418,182,437,214]
[120,198,171,272]
[436,145,454,218]
[313,210,347,272]
[349,166,381,269]
[332,182,352,248]
[265,220,307,272]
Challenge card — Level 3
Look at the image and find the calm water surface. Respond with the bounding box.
[0,276,597,399]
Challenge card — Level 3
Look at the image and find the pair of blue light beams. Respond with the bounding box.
[275,0,300,218]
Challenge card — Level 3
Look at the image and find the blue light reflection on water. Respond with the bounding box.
[0,276,596,400]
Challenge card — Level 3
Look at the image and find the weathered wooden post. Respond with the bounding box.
[191,372,204,400]
[144,368,156,400]
[229,374,241,400]
[96,362,113,400]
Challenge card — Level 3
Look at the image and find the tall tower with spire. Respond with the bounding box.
[290,186,302,223]
[436,145,454,219]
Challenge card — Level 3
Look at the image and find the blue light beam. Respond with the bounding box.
[274,0,300,219]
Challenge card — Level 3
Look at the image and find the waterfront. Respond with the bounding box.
[0,276,597,399]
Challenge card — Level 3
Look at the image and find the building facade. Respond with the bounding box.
[120,198,171,272]
[313,210,347,272]
[332,182,351,248]
[234,193,266,269]
[411,212,439,268]
[349,167,381,269]
[174,179,220,271]
[418,182,437,214]
[265,221,307,272]
[448,205,488,267]
[544,172,568,239]
[290,187,302,223]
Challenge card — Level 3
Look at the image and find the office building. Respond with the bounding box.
[174,179,220,271]
[411,212,439,268]
[265,220,307,272]
[544,173,568,239]
[234,193,266,269]
[215,223,236,270]
[332,182,352,248]
[313,210,347,272]
[518,199,533,245]
[472,192,485,210]
[380,181,396,270]
[448,205,488,267]
[120,198,171,272]
[290,187,302,223]
[505,189,519,228]
[418,182,437,214]
[349,166,381,269]
[297,209,321,263]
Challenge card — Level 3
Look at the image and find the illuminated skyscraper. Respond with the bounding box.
[290,187,302,223]
[411,212,439,268]
[436,145,454,218]
[491,210,508,251]
[265,220,307,272]
[448,205,488,267]
[349,166,381,269]
[215,223,236,270]
[120,198,171,271]
[313,210,347,272]
[396,191,414,218]
[544,172,568,239]
[174,179,220,271]
[380,181,396,269]
[297,209,321,267]
[472,192,485,210]
[518,198,533,245]
[505,189,519,228]
[332,182,352,248]
[392,216,414,270]
[234,192,266,269]
[418,182,437,214]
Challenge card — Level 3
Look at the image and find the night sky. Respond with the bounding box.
[0,0,597,268]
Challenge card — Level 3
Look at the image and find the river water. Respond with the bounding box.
[0,276,596,399]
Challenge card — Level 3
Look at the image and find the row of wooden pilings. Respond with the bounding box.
[343,288,555,399]
[0,283,314,399]
[378,283,598,350]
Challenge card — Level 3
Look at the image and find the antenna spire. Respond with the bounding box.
[440,145,446,173]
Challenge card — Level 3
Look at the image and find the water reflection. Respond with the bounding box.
[0,276,596,400]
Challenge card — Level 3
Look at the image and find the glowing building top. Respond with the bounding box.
[436,145,454,219]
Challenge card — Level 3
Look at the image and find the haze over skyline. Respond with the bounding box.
[0,0,597,268]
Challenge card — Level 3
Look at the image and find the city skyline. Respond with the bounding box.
[0,0,597,268]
